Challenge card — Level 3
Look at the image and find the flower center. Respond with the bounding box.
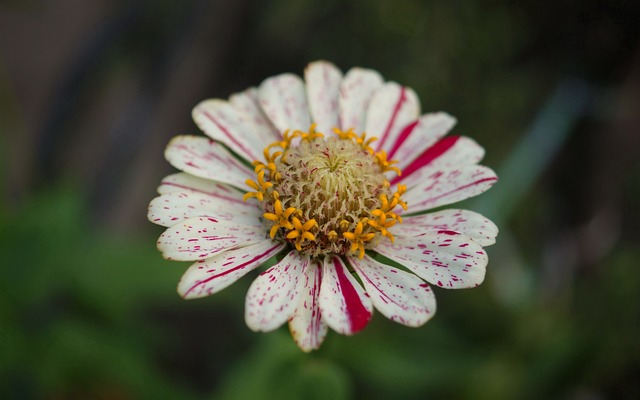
[244,125,407,258]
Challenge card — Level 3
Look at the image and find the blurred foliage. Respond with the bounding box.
[2,0,640,399]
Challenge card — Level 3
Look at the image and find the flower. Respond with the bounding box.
[148,61,498,351]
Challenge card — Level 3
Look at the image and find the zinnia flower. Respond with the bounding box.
[148,61,498,351]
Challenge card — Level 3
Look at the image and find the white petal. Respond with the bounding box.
[258,73,311,133]
[229,87,281,142]
[349,255,436,327]
[288,260,328,352]
[338,67,384,132]
[394,209,499,246]
[157,217,265,261]
[192,99,265,162]
[245,251,308,332]
[428,136,485,168]
[304,61,343,134]
[148,191,261,228]
[365,82,420,153]
[164,136,254,190]
[157,173,245,199]
[402,165,498,214]
[388,112,457,169]
[396,136,486,188]
[375,233,488,289]
[177,240,285,299]
[319,256,372,335]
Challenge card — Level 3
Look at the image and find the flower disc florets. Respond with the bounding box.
[245,125,407,258]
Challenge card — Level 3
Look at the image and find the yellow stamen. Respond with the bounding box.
[294,123,324,142]
[286,217,317,250]
[354,133,377,154]
[368,210,397,243]
[263,200,296,238]
[332,127,356,141]
[375,150,401,175]
[243,169,272,201]
[343,221,375,259]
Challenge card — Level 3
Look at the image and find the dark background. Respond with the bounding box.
[1,0,639,399]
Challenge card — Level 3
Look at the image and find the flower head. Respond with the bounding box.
[148,61,498,351]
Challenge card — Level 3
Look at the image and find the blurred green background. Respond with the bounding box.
[1,0,639,399]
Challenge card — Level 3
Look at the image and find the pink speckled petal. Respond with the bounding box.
[304,61,343,134]
[157,172,245,198]
[192,99,266,162]
[157,217,265,261]
[164,136,254,190]
[229,87,281,143]
[394,136,486,187]
[348,254,436,327]
[148,191,261,228]
[401,165,498,214]
[388,112,457,169]
[338,67,384,132]
[365,82,420,153]
[245,250,309,332]
[393,209,499,246]
[427,136,485,168]
[375,233,488,289]
[177,240,285,299]
[288,260,328,352]
[319,256,372,335]
[258,73,311,133]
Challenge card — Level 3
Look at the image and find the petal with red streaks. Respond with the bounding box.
[157,173,259,209]
[258,73,311,133]
[178,239,285,299]
[192,99,267,162]
[348,255,436,327]
[164,136,254,190]
[289,260,328,352]
[394,209,499,246]
[245,251,309,332]
[304,61,343,134]
[365,82,420,153]
[388,112,457,168]
[157,217,265,261]
[395,136,486,187]
[338,67,384,132]
[229,87,281,142]
[375,233,488,289]
[402,165,497,214]
[148,191,261,228]
[319,256,372,335]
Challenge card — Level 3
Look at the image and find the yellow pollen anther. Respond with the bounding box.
[343,221,376,259]
[254,160,280,181]
[243,169,272,201]
[391,184,408,211]
[354,133,377,154]
[368,211,397,243]
[375,150,401,176]
[294,123,324,142]
[286,217,317,251]
[332,127,356,140]
[263,200,296,238]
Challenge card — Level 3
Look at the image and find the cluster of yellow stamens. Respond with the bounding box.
[244,124,407,259]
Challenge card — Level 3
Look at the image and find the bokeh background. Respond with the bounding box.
[2,0,640,399]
